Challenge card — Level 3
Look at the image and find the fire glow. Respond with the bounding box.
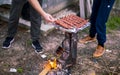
[39,57,61,75]
[48,58,57,69]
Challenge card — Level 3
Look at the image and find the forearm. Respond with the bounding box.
[28,0,55,22]
[28,0,46,16]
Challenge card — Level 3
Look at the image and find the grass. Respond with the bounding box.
[106,15,120,33]
[26,39,32,45]
[17,67,23,73]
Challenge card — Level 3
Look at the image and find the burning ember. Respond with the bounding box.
[48,57,57,69]
[39,57,57,75]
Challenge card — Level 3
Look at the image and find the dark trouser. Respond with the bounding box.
[89,0,115,45]
[7,0,42,41]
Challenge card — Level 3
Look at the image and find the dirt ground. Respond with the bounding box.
[0,18,120,75]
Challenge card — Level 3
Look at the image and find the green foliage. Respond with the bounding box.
[106,15,120,33]
[27,39,32,45]
[17,67,23,73]
[3,64,10,67]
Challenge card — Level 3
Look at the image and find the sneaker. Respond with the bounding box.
[79,36,96,44]
[32,40,43,53]
[2,37,14,49]
[93,45,105,57]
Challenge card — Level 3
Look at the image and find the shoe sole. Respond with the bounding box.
[32,44,43,54]
[2,39,14,49]
[84,39,96,44]
[79,39,96,44]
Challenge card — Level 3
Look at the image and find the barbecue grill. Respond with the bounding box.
[39,14,90,75]
[54,14,90,67]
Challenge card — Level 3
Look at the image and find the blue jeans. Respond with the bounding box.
[89,0,115,45]
[7,0,42,41]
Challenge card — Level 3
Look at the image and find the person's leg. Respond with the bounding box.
[2,0,26,48]
[93,0,115,57]
[89,0,101,38]
[30,0,43,53]
[96,0,115,46]
[79,0,101,44]
[7,0,26,37]
[30,0,42,41]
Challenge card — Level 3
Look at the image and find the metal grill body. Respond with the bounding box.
[54,14,90,68]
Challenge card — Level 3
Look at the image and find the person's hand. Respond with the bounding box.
[43,13,55,23]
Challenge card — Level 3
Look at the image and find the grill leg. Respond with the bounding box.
[62,32,78,68]
[70,33,77,64]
